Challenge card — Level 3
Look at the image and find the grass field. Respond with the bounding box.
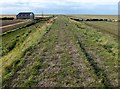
[0,20,35,33]
[70,15,118,39]
[70,15,117,20]
[0,20,23,26]
[84,21,118,38]
[1,16,118,88]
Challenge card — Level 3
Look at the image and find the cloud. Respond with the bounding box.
[66,0,119,5]
[0,0,119,14]
[0,0,119,5]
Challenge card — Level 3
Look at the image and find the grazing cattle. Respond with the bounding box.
[70,17,118,22]
[112,19,118,22]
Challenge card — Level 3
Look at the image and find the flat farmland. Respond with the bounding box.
[0,20,35,33]
[84,21,118,38]
[0,15,16,18]
[70,15,118,39]
[70,15,117,19]
[0,20,23,26]
[1,16,118,88]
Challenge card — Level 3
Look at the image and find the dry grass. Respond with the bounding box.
[70,15,117,20]
[0,20,33,32]
[0,15,16,18]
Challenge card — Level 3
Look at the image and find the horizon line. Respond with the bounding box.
[0,13,118,15]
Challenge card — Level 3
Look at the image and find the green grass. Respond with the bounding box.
[1,16,118,88]
[1,18,53,86]
[0,21,46,56]
[70,15,117,20]
[69,15,118,39]
[71,20,118,86]
[84,21,118,38]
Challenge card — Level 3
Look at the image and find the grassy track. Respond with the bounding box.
[1,16,118,88]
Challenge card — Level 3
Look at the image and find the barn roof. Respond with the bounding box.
[17,12,34,15]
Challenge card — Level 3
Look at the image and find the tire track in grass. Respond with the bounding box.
[61,24,103,87]
[57,29,96,87]
[71,19,118,87]
[35,18,67,87]
[71,22,114,87]
[36,29,60,87]
[36,17,102,87]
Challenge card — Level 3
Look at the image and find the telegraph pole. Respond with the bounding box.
[42,11,43,17]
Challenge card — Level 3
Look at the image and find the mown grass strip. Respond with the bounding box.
[1,18,55,88]
[70,19,118,87]
[1,21,46,57]
[4,21,57,87]
[76,35,113,87]
[32,16,103,87]
[83,22,118,40]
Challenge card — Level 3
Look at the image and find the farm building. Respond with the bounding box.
[16,12,34,19]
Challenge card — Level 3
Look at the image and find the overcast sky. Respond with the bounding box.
[0,0,119,14]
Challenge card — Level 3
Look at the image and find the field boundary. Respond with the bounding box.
[0,20,33,33]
